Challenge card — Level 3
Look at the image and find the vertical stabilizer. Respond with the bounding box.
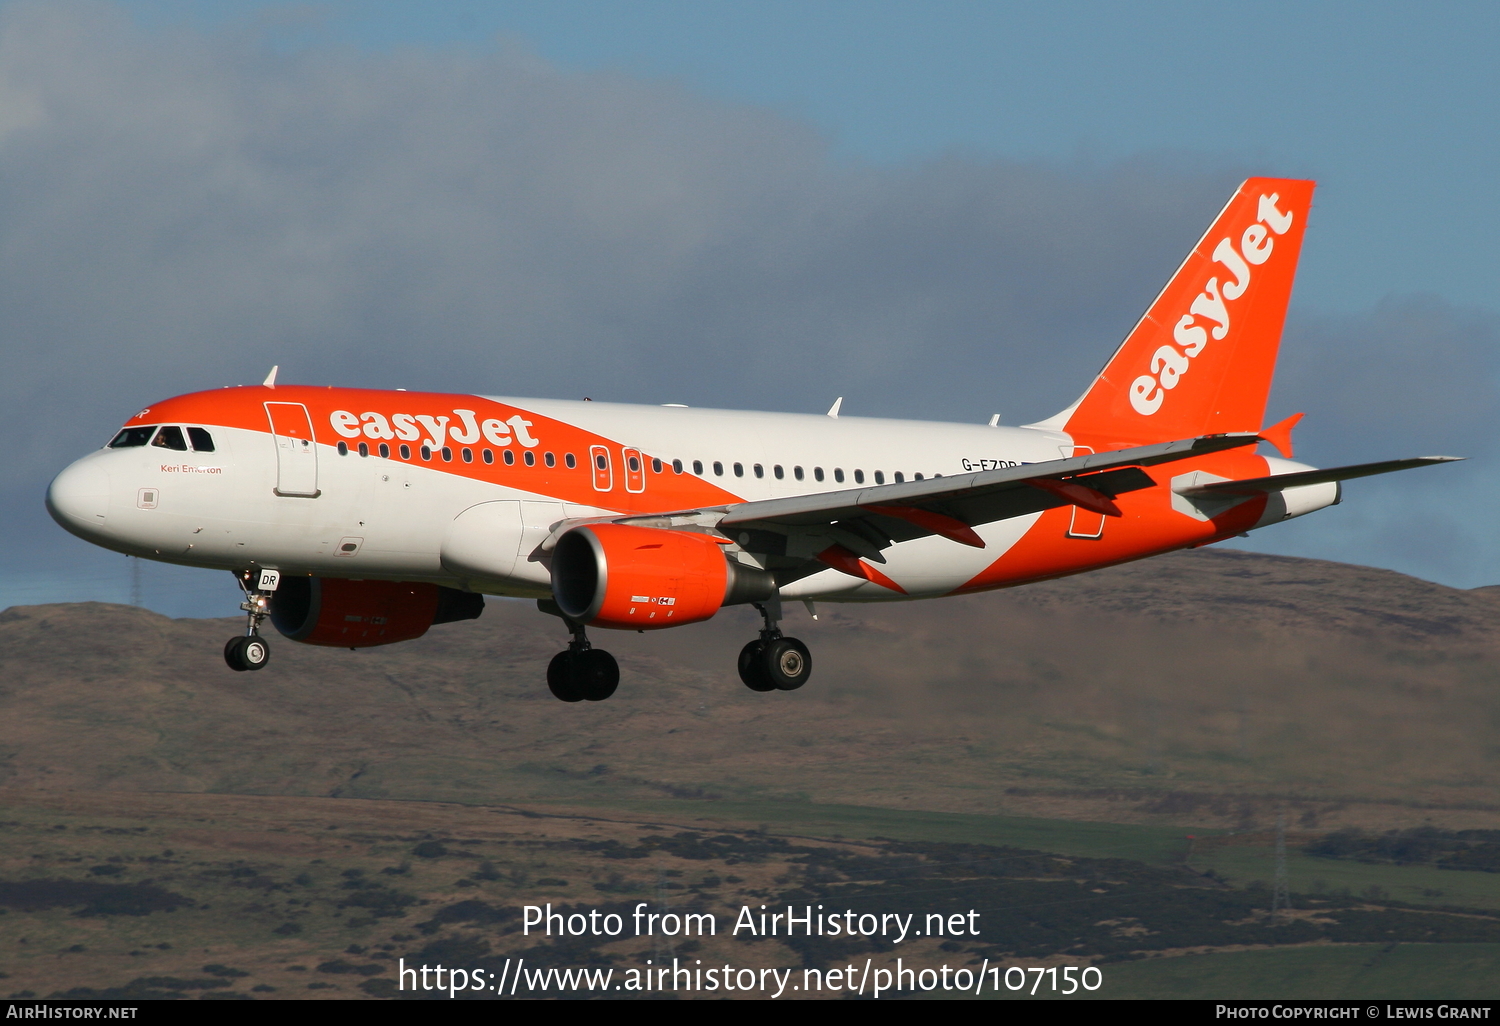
[1051,178,1315,447]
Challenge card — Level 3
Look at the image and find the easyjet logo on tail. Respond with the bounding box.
[328,408,540,449]
[1129,194,1295,417]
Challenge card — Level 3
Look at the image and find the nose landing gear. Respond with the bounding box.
[541,605,619,702]
[225,569,278,672]
[738,597,811,692]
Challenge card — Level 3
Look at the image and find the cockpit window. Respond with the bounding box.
[152,425,188,451]
[187,427,215,452]
[109,426,156,448]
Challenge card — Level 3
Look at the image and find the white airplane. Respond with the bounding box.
[46,177,1455,701]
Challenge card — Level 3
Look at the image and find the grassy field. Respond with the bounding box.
[541,799,1203,864]
[1191,839,1500,911]
[6,789,1500,1001]
[1061,944,1500,1000]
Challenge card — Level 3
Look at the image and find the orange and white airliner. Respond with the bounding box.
[46,178,1455,700]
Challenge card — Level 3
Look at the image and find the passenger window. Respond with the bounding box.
[652,458,662,473]
[754,464,764,478]
[814,467,824,482]
[109,426,156,448]
[462,448,474,463]
[187,427,215,452]
[483,449,493,464]
[152,426,188,451]
[733,462,743,477]
[400,444,411,460]
[854,469,865,484]
[894,471,904,483]
[672,459,683,474]
[874,471,885,484]
[544,452,555,468]
[713,462,724,476]
[693,460,703,475]
[524,450,535,466]
[337,441,349,456]
[914,472,923,481]
[358,441,369,457]
[504,450,515,465]
[774,465,784,480]
[794,466,804,481]
[565,453,576,469]
[420,446,432,461]
[379,443,390,458]
[441,447,453,462]
[834,468,844,483]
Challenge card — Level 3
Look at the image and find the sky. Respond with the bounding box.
[2,0,1497,616]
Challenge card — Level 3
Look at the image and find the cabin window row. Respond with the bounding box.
[334,440,932,489]
[335,441,590,468]
[667,459,934,485]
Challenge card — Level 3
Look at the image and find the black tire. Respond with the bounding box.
[240,635,271,671]
[577,649,619,702]
[760,637,811,691]
[738,640,775,692]
[547,651,584,703]
[224,636,248,672]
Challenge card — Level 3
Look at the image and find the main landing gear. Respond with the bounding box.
[738,597,811,693]
[224,568,277,672]
[546,615,619,703]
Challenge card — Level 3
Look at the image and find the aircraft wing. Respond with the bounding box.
[1175,456,1462,499]
[710,433,1260,563]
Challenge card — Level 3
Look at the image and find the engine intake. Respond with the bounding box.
[551,524,774,629]
[270,576,483,648]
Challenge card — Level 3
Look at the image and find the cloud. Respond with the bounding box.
[1269,295,1500,463]
[0,1,1493,600]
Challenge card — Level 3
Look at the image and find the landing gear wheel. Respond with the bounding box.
[760,637,810,691]
[547,652,584,703]
[547,649,619,702]
[224,635,271,672]
[738,640,775,692]
[576,649,619,702]
[224,637,248,672]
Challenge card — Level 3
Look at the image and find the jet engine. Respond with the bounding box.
[270,576,483,648]
[550,524,774,630]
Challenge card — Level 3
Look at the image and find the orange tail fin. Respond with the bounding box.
[1044,177,1315,448]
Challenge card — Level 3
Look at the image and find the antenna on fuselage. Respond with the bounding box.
[826,397,842,418]
[988,414,1001,427]
[262,365,279,388]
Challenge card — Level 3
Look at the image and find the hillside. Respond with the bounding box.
[4,548,1499,829]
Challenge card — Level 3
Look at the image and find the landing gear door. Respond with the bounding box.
[264,402,320,497]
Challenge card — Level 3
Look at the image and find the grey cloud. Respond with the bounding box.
[1268,296,1500,464]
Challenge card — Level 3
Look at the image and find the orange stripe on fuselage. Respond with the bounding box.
[952,448,1271,594]
[124,386,746,514]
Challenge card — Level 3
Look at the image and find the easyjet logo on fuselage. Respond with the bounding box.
[328,408,540,449]
[1129,193,1295,417]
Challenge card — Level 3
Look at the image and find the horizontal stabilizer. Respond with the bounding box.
[1177,456,1462,499]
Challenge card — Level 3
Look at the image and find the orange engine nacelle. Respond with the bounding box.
[551,524,774,630]
[270,577,483,648]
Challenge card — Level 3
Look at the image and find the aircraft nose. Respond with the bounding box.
[46,457,111,539]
